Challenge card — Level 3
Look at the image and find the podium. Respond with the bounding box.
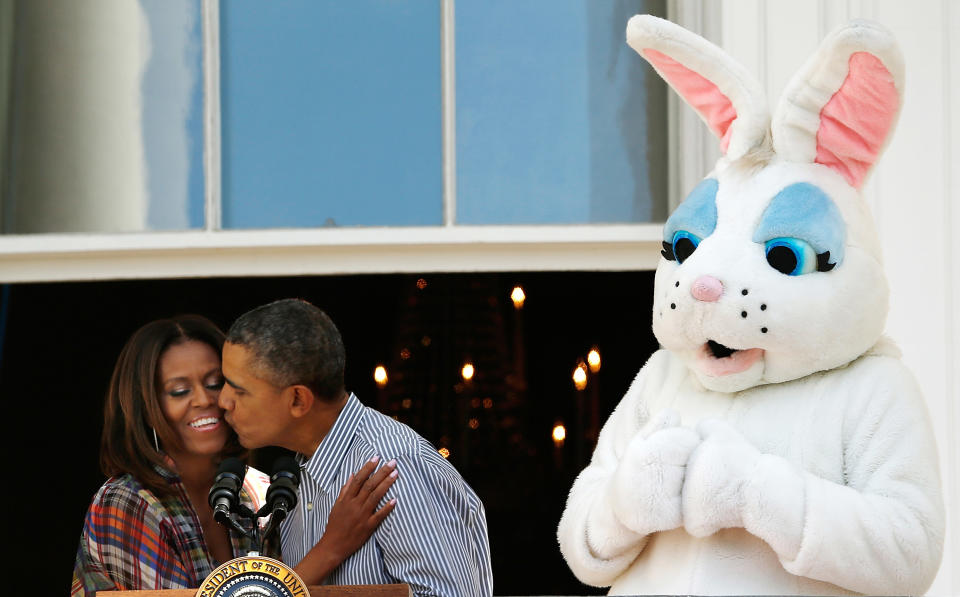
[98,585,413,596]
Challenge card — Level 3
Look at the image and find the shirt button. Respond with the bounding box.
[306,502,313,511]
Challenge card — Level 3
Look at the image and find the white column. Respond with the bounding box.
[7,0,149,233]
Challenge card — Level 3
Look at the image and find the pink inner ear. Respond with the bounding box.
[815,52,899,188]
[643,48,737,153]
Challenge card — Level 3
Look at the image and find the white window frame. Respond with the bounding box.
[0,0,708,284]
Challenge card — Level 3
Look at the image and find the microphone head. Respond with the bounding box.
[209,457,247,512]
[270,455,301,485]
[218,457,248,481]
[265,455,300,516]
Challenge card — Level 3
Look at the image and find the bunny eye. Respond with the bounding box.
[671,230,701,264]
[765,237,818,276]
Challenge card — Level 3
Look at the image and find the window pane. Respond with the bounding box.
[456,0,668,225]
[2,0,205,233]
[220,1,443,229]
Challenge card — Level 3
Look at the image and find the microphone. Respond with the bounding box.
[262,455,301,524]
[208,457,246,524]
[255,456,302,558]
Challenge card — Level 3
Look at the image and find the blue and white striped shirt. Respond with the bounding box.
[281,394,493,597]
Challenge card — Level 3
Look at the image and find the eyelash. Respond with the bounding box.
[661,240,676,261]
[168,379,224,397]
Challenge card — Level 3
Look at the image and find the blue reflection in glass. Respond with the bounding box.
[141,0,205,230]
[456,0,667,225]
[220,1,442,229]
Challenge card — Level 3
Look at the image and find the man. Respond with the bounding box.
[219,298,493,597]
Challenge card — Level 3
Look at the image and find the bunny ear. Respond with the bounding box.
[772,20,904,189]
[626,15,769,159]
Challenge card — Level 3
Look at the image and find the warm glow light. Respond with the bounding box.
[573,362,588,390]
[461,362,475,381]
[587,348,601,373]
[416,278,428,289]
[468,418,479,429]
[374,365,388,386]
[438,447,451,459]
[511,286,526,309]
[552,424,567,445]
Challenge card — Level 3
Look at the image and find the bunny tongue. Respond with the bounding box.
[696,341,764,376]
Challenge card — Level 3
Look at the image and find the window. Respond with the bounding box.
[1,0,667,237]
[220,1,443,228]
[455,0,668,225]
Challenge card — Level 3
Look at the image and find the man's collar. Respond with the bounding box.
[299,393,365,492]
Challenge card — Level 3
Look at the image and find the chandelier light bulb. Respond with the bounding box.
[374,365,388,386]
[511,286,526,309]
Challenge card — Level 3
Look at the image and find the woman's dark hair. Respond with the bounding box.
[100,314,243,495]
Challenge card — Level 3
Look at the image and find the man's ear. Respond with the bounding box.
[285,384,316,418]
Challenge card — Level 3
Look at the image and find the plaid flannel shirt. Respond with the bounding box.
[71,465,268,596]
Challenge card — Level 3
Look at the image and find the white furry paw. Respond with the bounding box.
[610,410,701,536]
[682,418,761,537]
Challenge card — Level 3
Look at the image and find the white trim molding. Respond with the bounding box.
[0,225,665,282]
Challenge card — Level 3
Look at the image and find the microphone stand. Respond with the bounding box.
[215,503,265,556]
[256,501,291,559]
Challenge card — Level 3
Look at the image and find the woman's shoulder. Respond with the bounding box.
[86,474,176,522]
[94,474,154,502]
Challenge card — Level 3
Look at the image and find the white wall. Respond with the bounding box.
[714,2,958,595]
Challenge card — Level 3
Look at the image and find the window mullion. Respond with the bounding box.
[201,0,222,231]
[441,0,456,227]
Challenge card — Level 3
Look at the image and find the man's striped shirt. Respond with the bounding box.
[281,393,493,596]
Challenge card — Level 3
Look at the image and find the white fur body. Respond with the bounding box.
[557,344,944,595]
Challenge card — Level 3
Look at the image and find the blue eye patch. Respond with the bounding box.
[752,183,846,268]
[663,178,718,245]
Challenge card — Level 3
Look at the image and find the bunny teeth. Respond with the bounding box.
[696,342,764,377]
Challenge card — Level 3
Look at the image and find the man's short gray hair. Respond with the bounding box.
[226,298,346,401]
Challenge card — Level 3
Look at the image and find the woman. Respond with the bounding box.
[72,315,395,595]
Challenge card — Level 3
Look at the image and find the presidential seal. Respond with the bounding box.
[195,556,309,597]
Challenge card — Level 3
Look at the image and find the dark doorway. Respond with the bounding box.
[0,270,657,595]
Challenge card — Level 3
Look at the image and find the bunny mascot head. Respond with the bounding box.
[558,15,944,596]
[642,15,898,394]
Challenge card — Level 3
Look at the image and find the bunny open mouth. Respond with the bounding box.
[696,340,764,377]
[707,340,737,358]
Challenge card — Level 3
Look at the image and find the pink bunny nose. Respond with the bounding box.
[691,275,724,302]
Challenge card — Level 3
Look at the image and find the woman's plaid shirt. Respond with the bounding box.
[71,466,268,596]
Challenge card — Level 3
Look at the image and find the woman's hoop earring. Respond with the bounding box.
[152,428,160,452]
